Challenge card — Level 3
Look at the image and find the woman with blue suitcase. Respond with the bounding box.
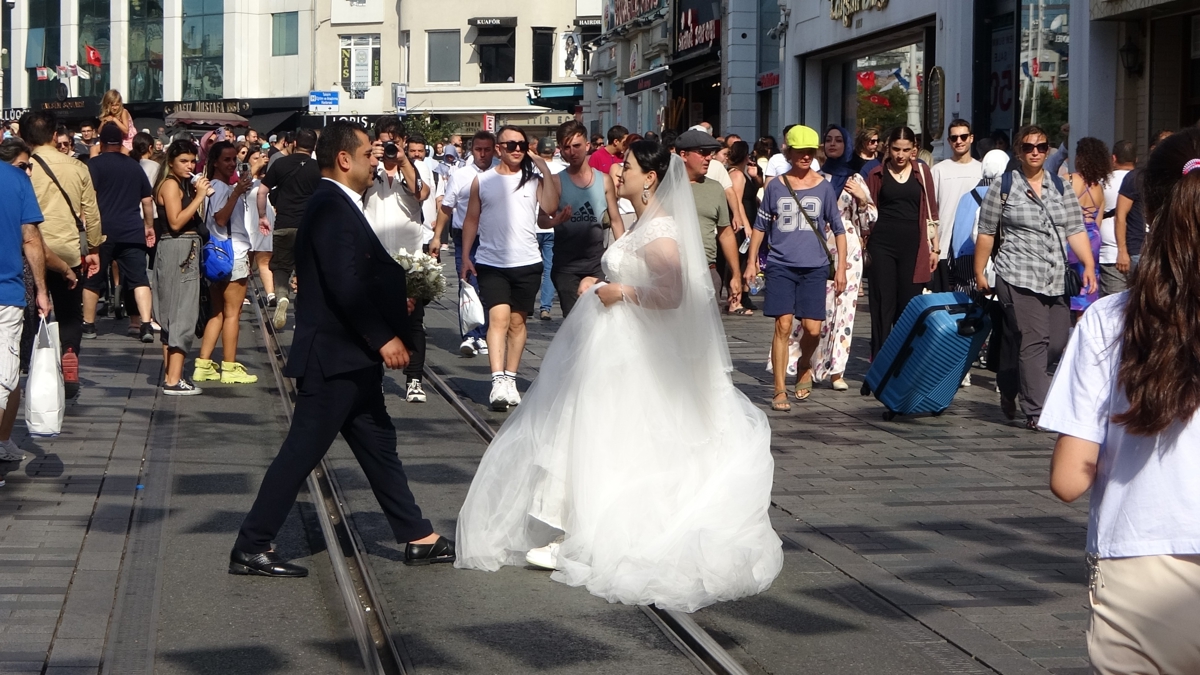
[744,126,847,410]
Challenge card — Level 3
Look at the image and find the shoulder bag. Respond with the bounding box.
[781,176,836,281]
[200,195,234,282]
[31,155,90,262]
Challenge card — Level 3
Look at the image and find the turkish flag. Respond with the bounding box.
[1032,58,1040,77]
[857,71,876,90]
[868,94,891,108]
[85,45,102,68]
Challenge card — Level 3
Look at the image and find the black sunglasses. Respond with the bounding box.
[687,148,717,157]
[867,138,879,144]
[15,162,31,172]
[499,140,528,153]
[949,133,971,143]
[1021,142,1050,154]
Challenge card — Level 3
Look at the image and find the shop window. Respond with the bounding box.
[272,12,299,57]
[26,1,61,103]
[78,0,111,98]
[182,0,223,100]
[476,28,515,83]
[400,31,410,84]
[427,30,460,83]
[1017,1,1069,143]
[2,1,12,108]
[532,28,554,83]
[340,35,381,98]
[853,44,924,137]
[128,0,163,103]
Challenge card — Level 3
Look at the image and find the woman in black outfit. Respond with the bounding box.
[863,127,939,356]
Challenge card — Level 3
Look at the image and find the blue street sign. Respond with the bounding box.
[309,91,339,113]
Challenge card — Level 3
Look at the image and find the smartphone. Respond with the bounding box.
[238,162,250,176]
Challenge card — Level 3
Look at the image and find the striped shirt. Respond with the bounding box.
[978,169,1085,296]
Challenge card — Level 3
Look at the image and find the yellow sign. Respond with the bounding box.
[830,0,889,27]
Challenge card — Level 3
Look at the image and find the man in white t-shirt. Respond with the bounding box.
[364,118,430,403]
[405,135,443,248]
[764,124,821,181]
[1099,140,1135,297]
[931,119,982,292]
[432,132,499,357]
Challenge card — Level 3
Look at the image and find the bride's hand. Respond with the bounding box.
[577,276,599,296]
[596,283,624,307]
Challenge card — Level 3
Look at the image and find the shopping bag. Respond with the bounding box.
[459,283,485,335]
[25,318,64,436]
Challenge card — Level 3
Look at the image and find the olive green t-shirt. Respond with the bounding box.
[690,176,729,265]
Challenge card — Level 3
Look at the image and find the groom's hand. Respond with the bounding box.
[380,337,410,370]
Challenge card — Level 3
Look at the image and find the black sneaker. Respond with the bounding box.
[139,323,155,343]
[81,322,97,339]
[163,379,202,396]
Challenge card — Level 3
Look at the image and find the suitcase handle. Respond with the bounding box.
[875,303,972,399]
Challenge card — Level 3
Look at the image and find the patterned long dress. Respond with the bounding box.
[812,174,875,380]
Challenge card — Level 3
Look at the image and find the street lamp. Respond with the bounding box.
[1118,36,1142,77]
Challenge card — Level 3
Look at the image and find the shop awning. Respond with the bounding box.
[165,111,249,128]
[526,84,584,112]
[623,66,671,96]
[472,32,514,45]
[246,111,299,135]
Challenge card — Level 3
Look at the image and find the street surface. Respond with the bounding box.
[0,282,1090,674]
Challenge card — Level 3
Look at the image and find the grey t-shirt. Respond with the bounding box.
[691,177,730,265]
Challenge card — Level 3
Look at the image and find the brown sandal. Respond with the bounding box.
[794,379,813,402]
[771,391,792,412]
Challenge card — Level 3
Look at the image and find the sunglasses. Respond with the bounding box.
[687,148,717,157]
[15,162,31,172]
[499,140,528,153]
[868,138,879,144]
[949,134,971,143]
[1021,142,1050,154]
[57,141,72,148]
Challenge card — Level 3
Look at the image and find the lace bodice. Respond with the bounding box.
[601,216,678,285]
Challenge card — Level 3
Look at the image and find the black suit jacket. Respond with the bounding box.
[284,179,411,379]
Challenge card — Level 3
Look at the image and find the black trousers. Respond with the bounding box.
[866,239,922,358]
[403,303,426,383]
[47,265,84,356]
[269,228,297,300]
[235,362,433,553]
[551,266,599,318]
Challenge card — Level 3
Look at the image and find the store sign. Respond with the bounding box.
[36,98,98,115]
[164,100,251,115]
[756,71,780,90]
[677,9,719,53]
[576,17,602,28]
[468,17,517,27]
[829,0,889,28]
[483,114,496,132]
[3,108,31,119]
[602,0,666,35]
[623,68,670,96]
[990,27,1015,118]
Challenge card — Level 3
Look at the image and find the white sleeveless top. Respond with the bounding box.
[474,169,542,269]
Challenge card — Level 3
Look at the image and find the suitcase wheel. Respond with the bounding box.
[882,411,896,421]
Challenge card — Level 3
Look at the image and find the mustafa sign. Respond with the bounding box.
[602,0,667,35]
[674,0,720,58]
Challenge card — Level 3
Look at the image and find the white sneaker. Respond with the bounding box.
[459,339,477,357]
[0,439,25,462]
[272,297,289,330]
[525,540,561,570]
[505,377,521,406]
[489,380,510,411]
[406,379,427,403]
[960,373,972,388]
[474,338,489,355]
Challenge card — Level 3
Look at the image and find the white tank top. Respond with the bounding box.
[474,169,543,268]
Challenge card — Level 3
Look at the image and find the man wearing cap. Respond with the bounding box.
[676,129,741,302]
[83,123,156,343]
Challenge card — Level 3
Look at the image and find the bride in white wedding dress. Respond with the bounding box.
[455,141,782,613]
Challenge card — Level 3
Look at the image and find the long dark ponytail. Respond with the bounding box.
[497,125,537,190]
[1114,128,1200,435]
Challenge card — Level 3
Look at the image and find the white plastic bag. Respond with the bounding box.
[25,318,64,437]
[459,283,485,335]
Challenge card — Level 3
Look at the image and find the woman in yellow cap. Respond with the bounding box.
[745,125,847,410]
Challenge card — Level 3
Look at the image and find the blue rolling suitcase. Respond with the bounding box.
[862,292,991,420]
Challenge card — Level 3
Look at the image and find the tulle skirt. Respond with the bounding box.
[455,291,783,613]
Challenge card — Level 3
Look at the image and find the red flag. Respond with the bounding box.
[856,71,876,90]
[868,94,891,108]
[1032,58,1040,77]
[85,45,102,68]
[36,67,48,81]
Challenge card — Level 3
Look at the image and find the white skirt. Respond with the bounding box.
[455,291,783,612]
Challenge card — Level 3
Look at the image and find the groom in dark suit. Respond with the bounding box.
[230,121,455,577]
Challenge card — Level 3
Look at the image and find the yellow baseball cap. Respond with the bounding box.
[785,125,819,150]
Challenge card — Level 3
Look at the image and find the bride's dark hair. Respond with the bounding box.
[1115,128,1200,435]
[628,140,672,187]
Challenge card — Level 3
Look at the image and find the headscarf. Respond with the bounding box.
[821,125,856,193]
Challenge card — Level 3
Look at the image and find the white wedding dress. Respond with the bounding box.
[455,157,782,613]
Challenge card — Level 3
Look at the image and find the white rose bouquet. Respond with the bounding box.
[393,248,447,302]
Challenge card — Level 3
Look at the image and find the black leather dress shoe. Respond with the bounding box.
[229,547,309,577]
[403,536,456,566]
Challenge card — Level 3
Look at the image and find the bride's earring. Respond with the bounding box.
[642,185,650,204]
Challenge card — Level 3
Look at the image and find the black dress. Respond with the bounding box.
[866,168,923,357]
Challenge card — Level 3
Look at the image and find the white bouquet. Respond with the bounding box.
[393,248,447,302]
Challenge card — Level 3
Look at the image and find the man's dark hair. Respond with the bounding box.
[590,133,603,146]
[660,130,678,151]
[294,129,318,152]
[0,138,32,163]
[406,133,427,147]
[471,130,496,146]
[948,118,972,135]
[248,128,259,137]
[132,132,155,160]
[316,121,368,170]
[55,124,70,138]
[374,116,406,140]
[19,111,57,147]
[1113,140,1136,165]
[557,120,588,146]
[1014,125,1047,146]
[80,117,100,130]
[606,125,629,144]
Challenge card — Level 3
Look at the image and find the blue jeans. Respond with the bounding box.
[537,232,555,312]
[452,228,488,341]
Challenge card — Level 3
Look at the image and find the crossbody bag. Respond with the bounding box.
[31,155,90,262]
[780,176,836,281]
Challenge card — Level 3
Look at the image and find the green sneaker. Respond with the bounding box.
[192,358,221,382]
[220,361,259,384]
